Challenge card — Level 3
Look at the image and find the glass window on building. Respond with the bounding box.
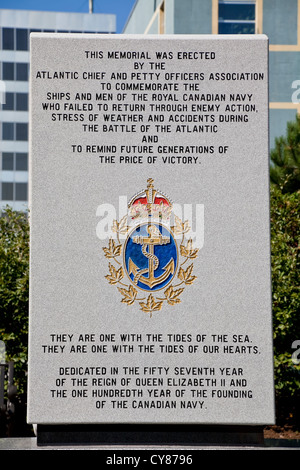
[2,182,14,200]
[16,28,28,51]
[2,28,14,50]
[16,153,28,171]
[2,122,14,140]
[2,63,29,81]
[2,123,28,140]
[15,182,27,201]
[2,92,14,110]
[219,1,255,34]
[16,63,29,81]
[16,93,28,111]
[16,123,28,141]
[2,152,14,170]
[1,93,28,111]
[2,62,14,80]
[1,152,28,171]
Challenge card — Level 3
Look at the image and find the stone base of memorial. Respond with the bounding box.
[36,424,264,446]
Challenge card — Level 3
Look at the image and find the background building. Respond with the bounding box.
[0,9,115,212]
[124,0,300,152]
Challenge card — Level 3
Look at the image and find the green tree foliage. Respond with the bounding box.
[0,207,29,401]
[270,186,300,405]
[270,115,300,193]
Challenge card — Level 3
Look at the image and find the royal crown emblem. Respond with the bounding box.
[103,178,199,317]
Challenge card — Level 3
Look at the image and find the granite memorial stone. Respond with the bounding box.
[27,34,275,437]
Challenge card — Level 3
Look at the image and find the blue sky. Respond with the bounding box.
[0,0,137,33]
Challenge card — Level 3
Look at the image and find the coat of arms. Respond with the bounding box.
[103,178,199,317]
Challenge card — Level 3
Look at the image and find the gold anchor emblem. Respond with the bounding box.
[103,178,199,316]
[128,224,175,289]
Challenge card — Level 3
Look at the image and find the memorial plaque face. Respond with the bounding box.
[27,34,275,425]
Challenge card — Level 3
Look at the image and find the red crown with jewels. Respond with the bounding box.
[128,178,172,220]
